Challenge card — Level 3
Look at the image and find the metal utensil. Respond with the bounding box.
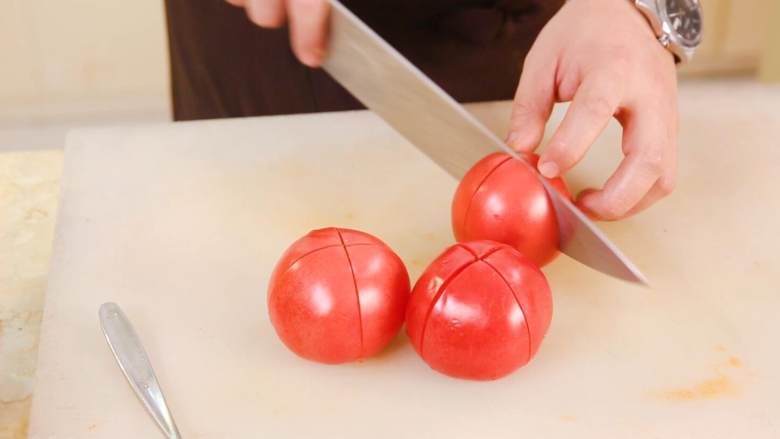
[322,0,648,285]
[99,302,182,438]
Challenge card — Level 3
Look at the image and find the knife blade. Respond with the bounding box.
[322,0,647,285]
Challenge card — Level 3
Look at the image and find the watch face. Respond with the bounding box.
[661,0,703,47]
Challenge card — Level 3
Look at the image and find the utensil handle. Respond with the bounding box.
[99,302,182,439]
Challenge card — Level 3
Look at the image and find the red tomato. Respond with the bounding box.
[452,152,570,267]
[268,227,410,364]
[406,241,553,380]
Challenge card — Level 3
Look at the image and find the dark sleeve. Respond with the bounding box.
[347,0,565,103]
[164,0,564,121]
[164,0,361,120]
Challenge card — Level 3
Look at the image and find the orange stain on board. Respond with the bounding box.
[727,356,743,368]
[422,232,436,241]
[656,350,745,402]
[659,374,739,401]
[409,258,425,268]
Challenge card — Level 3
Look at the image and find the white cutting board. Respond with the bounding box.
[29,90,780,438]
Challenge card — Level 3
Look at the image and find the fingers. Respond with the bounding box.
[506,45,558,152]
[287,0,330,67]
[537,71,621,179]
[624,141,676,216]
[624,174,675,216]
[245,0,285,28]
[577,153,659,221]
[234,0,330,67]
[577,109,674,220]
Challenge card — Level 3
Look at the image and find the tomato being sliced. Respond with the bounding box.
[452,152,570,267]
[406,241,553,380]
[268,227,410,364]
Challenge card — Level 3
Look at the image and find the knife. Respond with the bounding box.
[99,302,182,438]
[322,0,648,285]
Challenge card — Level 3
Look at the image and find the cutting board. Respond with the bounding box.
[29,88,780,438]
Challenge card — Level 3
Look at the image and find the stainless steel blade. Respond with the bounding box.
[322,0,648,285]
[99,303,182,439]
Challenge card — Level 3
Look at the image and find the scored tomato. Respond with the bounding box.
[268,227,410,364]
[452,152,570,267]
[405,241,553,380]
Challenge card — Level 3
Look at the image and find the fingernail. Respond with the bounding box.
[577,202,599,220]
[301,50,323,67]
[538,161,559,178]
[575,190,600,220]
[312,47,325,63]
[575,188,597,203]
[506,131,520,147]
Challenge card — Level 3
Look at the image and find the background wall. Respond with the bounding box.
[681,0,775,77]
[0,0,777,138]
[0,0,170,124]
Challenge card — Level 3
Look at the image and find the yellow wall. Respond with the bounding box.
[0,0,170,116]
[758,0,780,82]
[682,0,773,76]
[0,0,775,121]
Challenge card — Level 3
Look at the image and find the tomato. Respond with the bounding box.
[406,241,553,380]
[268,227,410,364]
[452,152,570,267]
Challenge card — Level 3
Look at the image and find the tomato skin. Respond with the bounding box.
[406,241,552,380]
[268,228,410,364]
[452,152,570,267]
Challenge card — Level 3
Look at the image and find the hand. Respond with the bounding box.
[507,0,678,221]
[226,0,330,67]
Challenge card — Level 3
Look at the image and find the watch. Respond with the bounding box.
[633,0,704,63]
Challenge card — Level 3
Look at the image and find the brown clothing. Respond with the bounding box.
[164,0,564,121]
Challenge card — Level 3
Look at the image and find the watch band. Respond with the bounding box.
[631,0,695,64]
